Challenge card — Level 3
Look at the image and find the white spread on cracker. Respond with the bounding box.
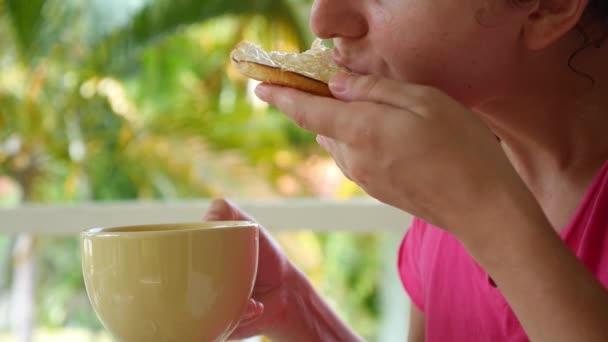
[230,39,348,83]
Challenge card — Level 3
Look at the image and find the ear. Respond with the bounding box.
[522,0,589,50]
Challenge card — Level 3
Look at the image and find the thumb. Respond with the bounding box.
[329,73,421,110]
[203,198,253,222]
[203,198,232,221]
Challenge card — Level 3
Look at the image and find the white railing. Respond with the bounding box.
[0,198,412,235]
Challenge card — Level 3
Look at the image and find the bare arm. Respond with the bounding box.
[407,305,425,342]
[460,186,608,342]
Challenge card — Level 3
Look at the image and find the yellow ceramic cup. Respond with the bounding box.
[80,221,259,342]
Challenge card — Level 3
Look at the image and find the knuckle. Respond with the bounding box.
[348,115,379,147]
[348,161,369,185]
[362,128,379,148]
[336,163,354,181]
[415,86,439,102]
[408,86,442,114]
[357,75,382,96]
[292,107,310,130]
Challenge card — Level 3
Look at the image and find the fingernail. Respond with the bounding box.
[316,135,327,148]
[329,73,350,94]
[241,300,264,321]
[254,301,264,314]
[203,199,227,220]
[255,84,271,100]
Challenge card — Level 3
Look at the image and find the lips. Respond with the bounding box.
[332,48,367,76]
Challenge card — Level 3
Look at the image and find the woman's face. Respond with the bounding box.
[310,0,532,106]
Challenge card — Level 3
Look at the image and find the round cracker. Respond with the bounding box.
[231,59,333,97]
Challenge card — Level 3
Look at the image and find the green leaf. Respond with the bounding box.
[5,0,45,61]
[90,0,311,74]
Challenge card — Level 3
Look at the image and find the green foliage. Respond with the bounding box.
[322,232,381,338]
[0,0,382,340]
[37,237,104,330]
[90,0,311,74]
[5,0,46,60]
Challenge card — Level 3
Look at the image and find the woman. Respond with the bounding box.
[205,0,608,340]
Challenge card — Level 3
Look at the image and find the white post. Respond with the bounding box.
[377,232,410,342]
[10,234,36,342]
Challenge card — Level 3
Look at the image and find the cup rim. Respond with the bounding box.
[80,221,258,237]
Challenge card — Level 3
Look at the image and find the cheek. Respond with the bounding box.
[382,29,521,106]
[372,2,522,106]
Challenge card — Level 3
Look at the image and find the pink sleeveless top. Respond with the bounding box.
[398,161,608,341]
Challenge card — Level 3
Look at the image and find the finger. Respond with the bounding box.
[329,73,438,113]
[203,199,282,258]
[317,135,354,181]
[229,300,265,340]
[239,299,265,325]
[255,83,379,144]
[203,198,232,221]
[316,134,332,151]
[229,325,263,341]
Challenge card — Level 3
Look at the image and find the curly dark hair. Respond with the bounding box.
[588,0,608,19]
[569,0,608,82]
[586,0,608,36]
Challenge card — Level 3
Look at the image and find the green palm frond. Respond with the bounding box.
[3,0,312,70]
[4,0,79,64]
[90,0,311,74]
[1,0,315,197]
[5,0,45,61]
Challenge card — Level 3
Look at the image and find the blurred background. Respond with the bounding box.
[0,0,410,341]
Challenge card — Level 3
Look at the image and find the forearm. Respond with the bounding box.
[267,268,364,342]
[461,188,608,342]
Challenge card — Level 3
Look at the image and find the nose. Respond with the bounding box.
[310,0,368,39]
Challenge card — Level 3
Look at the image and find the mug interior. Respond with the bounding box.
[82,221,257,236]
